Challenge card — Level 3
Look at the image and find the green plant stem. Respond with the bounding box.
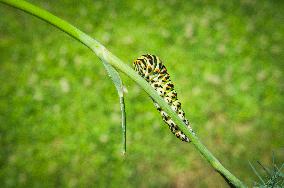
[0,0,246,187]
[120,96,126,155]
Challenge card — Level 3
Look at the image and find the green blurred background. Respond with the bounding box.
[0,0,283,187]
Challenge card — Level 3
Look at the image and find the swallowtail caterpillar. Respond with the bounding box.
[133,54,194,142]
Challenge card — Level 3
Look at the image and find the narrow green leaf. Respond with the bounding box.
[102,60,126,155]
[249,161,266,185]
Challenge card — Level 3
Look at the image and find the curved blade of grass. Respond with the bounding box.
[0,0,246,187]
[249,161,265,185]
[249,156,284,187]
[257,161,272,177]
[102,60,126,155]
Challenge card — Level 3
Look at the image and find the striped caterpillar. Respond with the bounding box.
[133,54,194,142]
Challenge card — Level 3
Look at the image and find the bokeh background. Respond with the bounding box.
[0,0,283,187]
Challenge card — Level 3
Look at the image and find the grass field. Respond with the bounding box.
[0,0,283,187]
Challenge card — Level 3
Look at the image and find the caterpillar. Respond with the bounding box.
[133,54,194,142]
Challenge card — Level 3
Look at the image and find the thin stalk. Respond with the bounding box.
[120,96,126,155]
[0,0,246,187]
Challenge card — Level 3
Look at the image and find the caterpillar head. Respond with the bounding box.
[133,54,164,78]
